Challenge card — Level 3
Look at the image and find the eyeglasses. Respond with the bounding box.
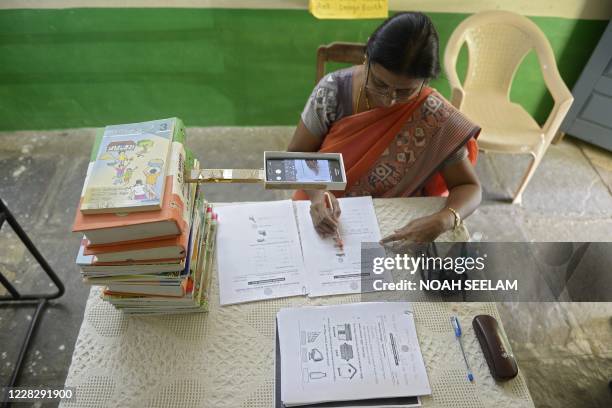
[364,62,425,103]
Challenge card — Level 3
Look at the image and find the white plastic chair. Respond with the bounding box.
[444,10,574,204]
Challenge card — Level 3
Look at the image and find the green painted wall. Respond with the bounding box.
[0,8,607,131]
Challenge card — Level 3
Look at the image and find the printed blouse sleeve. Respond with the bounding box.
[441,145,468,168]
[300,74,340,138]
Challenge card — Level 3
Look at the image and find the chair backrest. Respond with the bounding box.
[444,11,556,97]
[316,42,366,84]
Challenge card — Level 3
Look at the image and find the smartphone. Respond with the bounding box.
[266,158,343,183]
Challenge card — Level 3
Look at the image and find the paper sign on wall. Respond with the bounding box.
[309,0,388,19]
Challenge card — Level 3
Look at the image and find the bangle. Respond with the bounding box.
[445,207,461,231]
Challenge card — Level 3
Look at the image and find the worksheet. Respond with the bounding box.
[295,196,392,297]
[215,200,307,305]
[277,302,431,406]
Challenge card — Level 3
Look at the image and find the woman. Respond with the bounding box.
[289,12,481,243]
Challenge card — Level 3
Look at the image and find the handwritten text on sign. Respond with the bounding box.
[309,0,388,19]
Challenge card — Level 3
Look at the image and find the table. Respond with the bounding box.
[61,198,534,408]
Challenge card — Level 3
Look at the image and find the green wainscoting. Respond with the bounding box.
[0,8,607,130]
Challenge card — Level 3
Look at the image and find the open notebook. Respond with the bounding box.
[214,197,393,305]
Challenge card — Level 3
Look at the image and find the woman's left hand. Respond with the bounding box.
[380,211,454,244]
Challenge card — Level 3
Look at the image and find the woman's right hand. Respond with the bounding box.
[307,191,341,237]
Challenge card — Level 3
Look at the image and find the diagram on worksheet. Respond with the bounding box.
[277,303,432,405]
[295,196,392,297]
[216,200,307,305]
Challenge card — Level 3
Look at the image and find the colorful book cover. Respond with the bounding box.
[80,118,176,214]
[82,175,198,259]
[72,135,197,246]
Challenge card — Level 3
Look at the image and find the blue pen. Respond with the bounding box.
[451,316,474,382]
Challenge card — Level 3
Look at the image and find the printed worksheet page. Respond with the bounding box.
[277,302,431,406]
[215,200,307,305]
[295,196,391,297]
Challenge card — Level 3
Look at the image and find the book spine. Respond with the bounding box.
[79,128,105,200]
[198,212,217,310]
[190,199,207,304]
[90,128,105,162]
[197,207,217,306]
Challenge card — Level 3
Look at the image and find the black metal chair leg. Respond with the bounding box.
[0,199,65,408]
[0,199,64,301]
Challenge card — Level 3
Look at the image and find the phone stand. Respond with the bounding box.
[185,151,346,191]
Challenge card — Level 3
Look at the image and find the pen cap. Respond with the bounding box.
[451,316,462,337]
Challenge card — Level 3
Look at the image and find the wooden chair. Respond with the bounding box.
[316,42,366,84]
[444,10,574,204]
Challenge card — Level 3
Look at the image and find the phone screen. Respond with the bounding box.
[266,159,343,183]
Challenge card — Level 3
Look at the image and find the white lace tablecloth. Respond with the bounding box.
[62,198,534,408]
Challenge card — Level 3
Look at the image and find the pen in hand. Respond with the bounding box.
[324,192,343,251]
[451,316,474,382]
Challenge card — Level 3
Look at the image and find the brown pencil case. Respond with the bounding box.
[472,314,518,381]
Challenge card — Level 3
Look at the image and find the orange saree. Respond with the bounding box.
[293,87,480,200]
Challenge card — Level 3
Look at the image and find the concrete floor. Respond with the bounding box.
[1,127,611,407]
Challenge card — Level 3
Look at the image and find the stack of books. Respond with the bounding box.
[72,118,217,315]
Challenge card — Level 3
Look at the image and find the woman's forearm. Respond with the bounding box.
[436,156,482,231]
[380,182,481,244]
[437,183,482,230]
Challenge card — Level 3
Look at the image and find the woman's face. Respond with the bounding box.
[365,62,425,108]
